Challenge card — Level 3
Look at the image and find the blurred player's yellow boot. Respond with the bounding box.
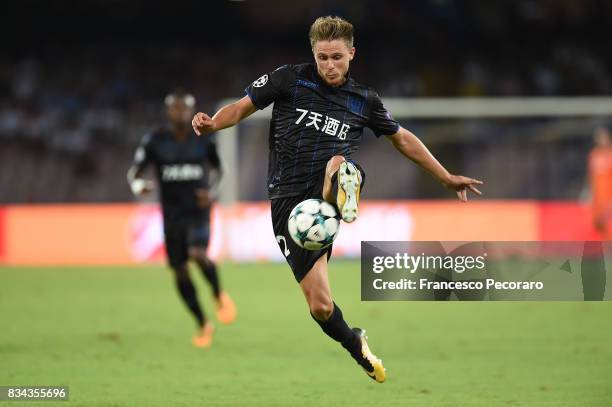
[337,161,361,223]
[352,328,386,383]
[216,292,237,325]
[192,322,214,348]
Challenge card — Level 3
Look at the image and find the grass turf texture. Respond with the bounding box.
[1,262,611,407]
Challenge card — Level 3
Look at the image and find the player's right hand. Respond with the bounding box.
[195,188,212,208]
[130,179,155,196]
[192,112,215,136]
[442,174,483,202]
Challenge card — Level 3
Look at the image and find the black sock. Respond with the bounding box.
[311,302,358,353]
[197,259,221,298]
[173,267,205,327]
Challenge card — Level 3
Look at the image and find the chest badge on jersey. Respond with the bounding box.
[348,96,364,115]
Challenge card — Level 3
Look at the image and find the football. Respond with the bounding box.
[288,199,341,250]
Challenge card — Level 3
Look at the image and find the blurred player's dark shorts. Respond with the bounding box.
[164,209,211,268]
[271,161,365,283]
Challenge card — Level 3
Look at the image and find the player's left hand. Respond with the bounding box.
[195,188,213,208]
[192,112,215,136]
[442,175,483,202]
[130,179,155,196]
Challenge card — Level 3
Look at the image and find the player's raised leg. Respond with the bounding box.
[323,155,363,223]
[189,246,236,325]
[300,254,386,382]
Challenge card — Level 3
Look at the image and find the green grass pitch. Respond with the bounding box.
[1,261,611,406]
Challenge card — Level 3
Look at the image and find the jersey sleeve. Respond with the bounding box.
[244,65,295,110]
[132,133,154,173]
[367,92,400,137]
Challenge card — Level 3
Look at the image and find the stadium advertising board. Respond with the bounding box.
[0,201,603,265]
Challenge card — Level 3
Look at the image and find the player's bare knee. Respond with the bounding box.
[326,155,346,177]
[309,298,333,321]
[188,247,208,262]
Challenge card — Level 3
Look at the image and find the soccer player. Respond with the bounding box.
[192,16,482,381]
[128,90,236,348]
[588,126,612,239]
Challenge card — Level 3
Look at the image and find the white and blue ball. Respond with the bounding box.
[288,199,341,250]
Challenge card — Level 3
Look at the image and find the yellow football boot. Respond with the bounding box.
[337,161,362,223]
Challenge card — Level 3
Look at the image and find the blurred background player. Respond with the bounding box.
[588,126,612,239]
[127,90,236,347]
[192,16,482,382]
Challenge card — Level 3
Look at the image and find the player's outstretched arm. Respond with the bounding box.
[387,127,483,202]
[127,136,155,196]
[192,96,258,136]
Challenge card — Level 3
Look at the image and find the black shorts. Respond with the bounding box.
[271,161,365,283]
[164,211,211,268]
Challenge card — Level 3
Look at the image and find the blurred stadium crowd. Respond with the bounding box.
[1,0,611,202]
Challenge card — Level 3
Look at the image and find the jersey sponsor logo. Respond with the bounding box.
[296,79,319,89]
[252,74,269,88]
[161,164,204,181]
[295,108,350,140]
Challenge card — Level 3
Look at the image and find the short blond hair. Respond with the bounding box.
[309,16,354,49]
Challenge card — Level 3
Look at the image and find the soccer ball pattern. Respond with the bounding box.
[288,199,340,250]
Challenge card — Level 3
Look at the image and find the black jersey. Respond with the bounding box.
[132,128,221,223]
[245,63,399,199]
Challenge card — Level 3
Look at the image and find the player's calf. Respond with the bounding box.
[322,155,346,203]
[189,248,237,325]
[172,265,206,327]
[190,247,221,297]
